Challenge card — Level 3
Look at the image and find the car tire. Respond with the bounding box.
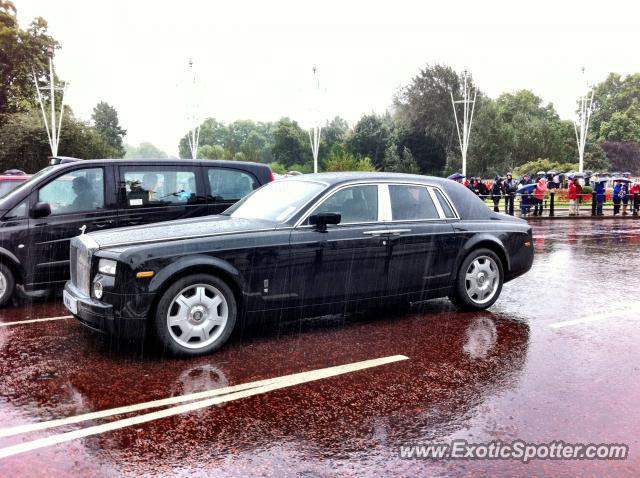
[449,248,503,311]
[154,274,237,357]
[0,264,15,308]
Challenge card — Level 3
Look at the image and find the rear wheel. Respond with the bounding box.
[154,274,237,356]
[0,264,15,307]
[449,248,503,311]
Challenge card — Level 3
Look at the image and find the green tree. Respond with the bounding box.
[91,102,126,157]
[468,91,576,175]
[393,64,476,174]
[0,108,120,172]
[346,113,391,168]
[124,142,168,159]
[0,1,59,123]
[383,145,420,174]
[324,144,376,172]
[198,144,225,159]
[591,73,640,142]
[241,130,266,162]
[271,118,312,168]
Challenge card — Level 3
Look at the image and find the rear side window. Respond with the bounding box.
[121,168,197,207]
[207,168,258,202]
[389,185,439,220]
[434,188,456,218]
[39,168,105,215]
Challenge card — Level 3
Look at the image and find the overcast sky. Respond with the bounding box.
[16,0,640,156]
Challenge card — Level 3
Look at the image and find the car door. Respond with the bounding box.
[287,183,389,311]
[384,183,458,299]
[205,167,260,214]
[117,164,207,227]
[27,165,119,286]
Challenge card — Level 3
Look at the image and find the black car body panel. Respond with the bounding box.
[0,158,272,295]
[64,172,534,340]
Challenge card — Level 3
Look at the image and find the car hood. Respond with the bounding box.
[88,215,278,249]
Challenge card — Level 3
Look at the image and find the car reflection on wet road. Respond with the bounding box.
[0,219,639,477]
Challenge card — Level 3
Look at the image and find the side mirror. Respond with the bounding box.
[309,212,341,232]
[31,201,51,219]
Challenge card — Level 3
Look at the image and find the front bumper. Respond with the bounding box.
[63,282,149,339]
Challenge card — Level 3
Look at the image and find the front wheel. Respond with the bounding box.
[449,249,503,311]
[0,264,15,308]
[154,274,237,356]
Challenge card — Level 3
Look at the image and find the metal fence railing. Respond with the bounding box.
[478,192,640,217]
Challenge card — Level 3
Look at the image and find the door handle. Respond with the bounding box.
[127,216,144,225]
[386,229,412,235]
[93,219,115,228]
[363,230,386,236]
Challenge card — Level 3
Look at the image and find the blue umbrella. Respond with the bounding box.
[517,183,537,194]
[447,172,465,180]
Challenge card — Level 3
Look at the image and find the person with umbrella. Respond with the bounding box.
[568,176,582,216]
[533,176,548,216]
[613,178,630,216]
[491,176,503,213]
[447,172,465,183]
[502,172,517,215]
[476,177,489,198]
[517,182,536,217]
[631,181,640,214]
[595,178,607,216]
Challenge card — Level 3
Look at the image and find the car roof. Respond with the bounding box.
[282,172,449,187]
[52,158,268,167]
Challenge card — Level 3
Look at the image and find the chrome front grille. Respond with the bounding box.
[70,235,98,296]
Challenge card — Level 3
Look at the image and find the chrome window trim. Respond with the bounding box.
[430,185,460,220]
[293,179,461,228]
[294,182,383,228]
[428,187,446,219]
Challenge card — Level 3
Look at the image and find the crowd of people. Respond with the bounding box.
[449,172,640,217]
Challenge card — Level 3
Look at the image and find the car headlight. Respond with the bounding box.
[93,280,103,299]
[98,259,117,275]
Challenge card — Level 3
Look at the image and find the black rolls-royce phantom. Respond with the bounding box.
[63,173,534,356]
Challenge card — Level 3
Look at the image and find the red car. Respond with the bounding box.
[0,173,31,198]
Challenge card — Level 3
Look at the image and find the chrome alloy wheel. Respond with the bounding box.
[0,272,6,301]
[464,255,500,305]
[166,284,229,349]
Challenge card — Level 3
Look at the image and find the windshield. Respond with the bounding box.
[0,166,55,206]
[0,180,25,198]
[226,179,326,222]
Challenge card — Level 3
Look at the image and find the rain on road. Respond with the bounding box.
[0,218,638,477]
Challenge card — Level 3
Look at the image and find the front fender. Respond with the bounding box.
[147,255,246,295]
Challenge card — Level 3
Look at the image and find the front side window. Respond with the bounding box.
[208,168,258,202]
[389,185,439,220]
[434,188,456,218]
[312,185,378,224]
[121,168,197,207]
[38,168,104,215]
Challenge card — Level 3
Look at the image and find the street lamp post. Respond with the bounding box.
[450,71,476,178]
[308,66,323,174]
[33,45,66,156]
[574,69,594,174]
[186,59,200,160]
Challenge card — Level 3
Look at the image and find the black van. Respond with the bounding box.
[0,157,273,306]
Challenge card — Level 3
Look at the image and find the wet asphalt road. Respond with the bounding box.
[0,219,639,477]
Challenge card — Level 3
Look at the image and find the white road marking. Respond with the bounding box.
[0,354,408,459]
[0,316,72,327]
[549,305,640,329]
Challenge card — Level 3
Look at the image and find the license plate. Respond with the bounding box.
[63,290,78,315]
